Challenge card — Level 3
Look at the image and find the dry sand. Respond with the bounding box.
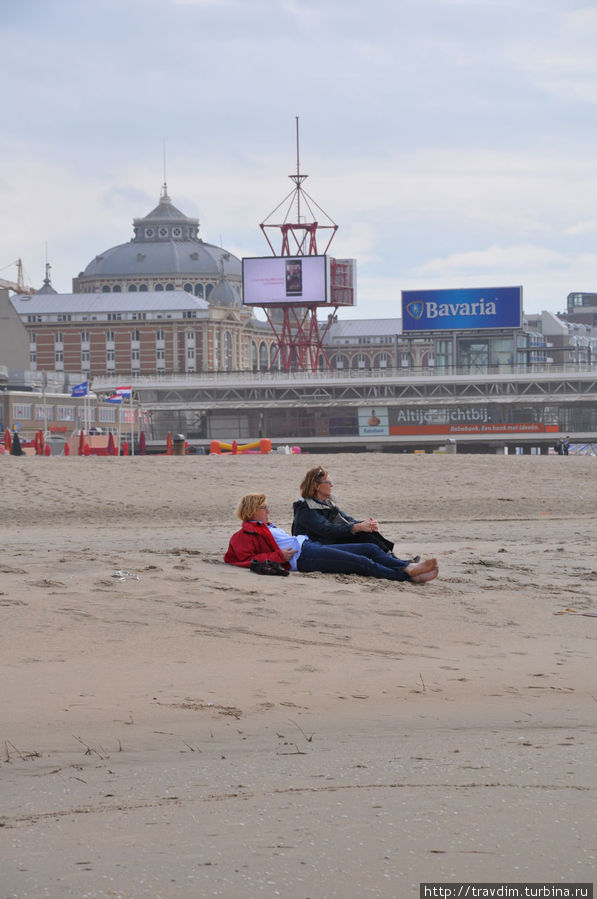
[1,453,596,899]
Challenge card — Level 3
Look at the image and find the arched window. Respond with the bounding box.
[183,283,193,293]
[154,283,164,291]
[374,352,390,369]
[165,283,174,291]
[113,285,122,293]
[269,343,279,370]
[139,284,148,292]
[332,353,349,370]
[352,353,371,370]
[128,284,137,292]
[102,285,110,293]
[259,342,268,371]
[251,341,258,372]
[194,284,204,298]
[205,284,213,300]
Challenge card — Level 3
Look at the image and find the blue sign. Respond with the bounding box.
[402,286,522,332]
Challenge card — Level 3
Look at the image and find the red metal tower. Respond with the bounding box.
[258,120,340,371]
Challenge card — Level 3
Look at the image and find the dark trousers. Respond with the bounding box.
[297,541,411,581]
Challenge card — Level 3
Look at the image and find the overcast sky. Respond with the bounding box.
[2,0,597,318]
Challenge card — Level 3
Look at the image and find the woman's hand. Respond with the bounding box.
[281,548,297,561]
[352,517,379,534]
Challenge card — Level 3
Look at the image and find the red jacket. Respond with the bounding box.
[224,521,290,569]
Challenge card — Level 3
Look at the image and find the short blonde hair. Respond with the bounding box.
[299,466,328,500]
[236,493,267,522]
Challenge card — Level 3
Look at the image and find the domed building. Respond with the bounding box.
[73,184,242,304]
[12,185,277,378]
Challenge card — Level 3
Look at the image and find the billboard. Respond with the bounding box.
[401,286,522,332]
[242,256,356,307]
[243,255,328,306]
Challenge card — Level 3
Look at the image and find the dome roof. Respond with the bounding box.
[77,185,241,284]
[209,276,240,307]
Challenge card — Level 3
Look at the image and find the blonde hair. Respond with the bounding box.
[299,466,328,500]
[236,493,267,522]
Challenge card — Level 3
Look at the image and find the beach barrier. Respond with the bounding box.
[210,438,272,455]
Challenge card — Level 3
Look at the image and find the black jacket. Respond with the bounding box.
[292,499,394,552]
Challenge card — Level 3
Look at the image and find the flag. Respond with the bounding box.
[105,394,122,404]
[71,381,88,397]
[115,386,132,398]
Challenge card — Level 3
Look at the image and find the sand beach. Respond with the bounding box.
[1,452,596,898]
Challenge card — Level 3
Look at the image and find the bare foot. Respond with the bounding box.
[405,558,437,579]
[410,566,438,584]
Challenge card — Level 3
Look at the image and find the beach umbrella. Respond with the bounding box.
[166,432,172,455]
[107,432,115,456]
[4,429,11,451]
[78,429,86,456]
[139,431,146,454]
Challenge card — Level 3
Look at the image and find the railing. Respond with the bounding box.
[91,361,597,392]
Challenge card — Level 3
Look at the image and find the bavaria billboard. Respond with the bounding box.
[401,286,522,332]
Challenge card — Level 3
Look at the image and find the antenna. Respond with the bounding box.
[161,140,168,199]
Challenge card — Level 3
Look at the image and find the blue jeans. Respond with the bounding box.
[296,541,411,581]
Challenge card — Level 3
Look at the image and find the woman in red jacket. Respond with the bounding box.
[224,493,438,584]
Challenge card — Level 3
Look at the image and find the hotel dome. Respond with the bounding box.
[73,184,242,305]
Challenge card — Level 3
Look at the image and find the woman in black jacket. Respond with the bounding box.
[292,466,410,557]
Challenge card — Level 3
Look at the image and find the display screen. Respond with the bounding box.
[243,255,328,305]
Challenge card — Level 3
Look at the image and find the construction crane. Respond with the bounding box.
[0,259,35,294]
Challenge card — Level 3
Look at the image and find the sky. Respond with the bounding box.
[2,0,597,319]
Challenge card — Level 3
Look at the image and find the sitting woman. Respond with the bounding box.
[292,466,399,555]
[224,493,438,584]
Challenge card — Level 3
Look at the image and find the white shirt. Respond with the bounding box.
[266,523,307,571]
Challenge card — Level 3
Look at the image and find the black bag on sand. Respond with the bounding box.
[250,559,289,577]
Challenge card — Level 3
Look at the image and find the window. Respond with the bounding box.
[55,332,64,345]
[194,284,204,298]
[113,285,122,293]
[187,347,195,360]
[165,283,174,291]
[55,351,64,363]
[155,283,164,291]
[156,329,165,342]
[81,331,90,343]
[29,332,36,345]
[131,330,140,342]
[183,311,197,319]
[57,314,71,322]
[128,285,137,292]
[81,350,90,363]
[223,331,232,371]
[108,313,122,321]
[106,330,115,344]
[184,283,193,293]
[56,406,75,421]
[106,350,115,362]
[156,349,165,360]
[139,284,148,292]
[131,349,140,361]
[13,404,32,419]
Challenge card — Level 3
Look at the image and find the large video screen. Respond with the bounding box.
[242,256,329,306]
[402,286,522,332]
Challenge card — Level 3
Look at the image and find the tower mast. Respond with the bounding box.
[259,119,339,371]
